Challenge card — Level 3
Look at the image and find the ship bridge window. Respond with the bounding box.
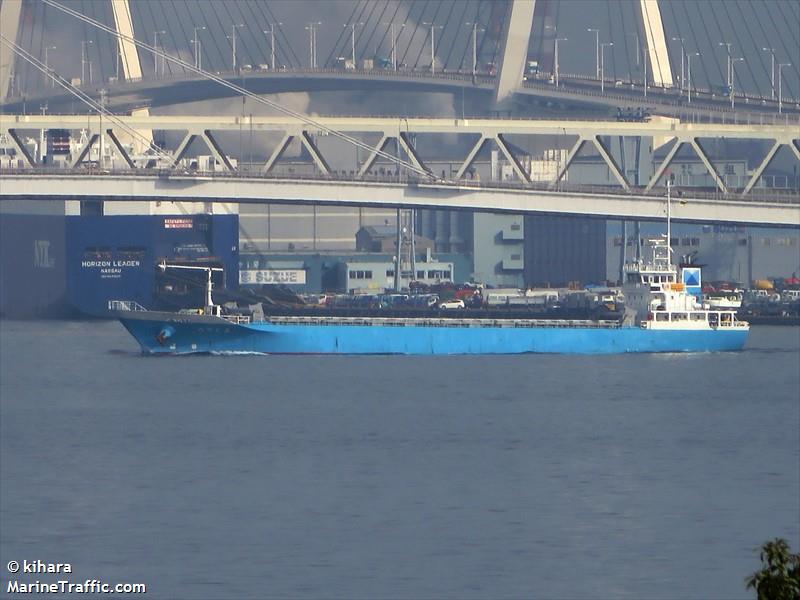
[690,313,706,321]
[84,247,112,260]
[655,312,669,322]
[672,312,688,321]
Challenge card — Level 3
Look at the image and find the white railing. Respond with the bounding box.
[222,314,251,324]
[108,299,147,312]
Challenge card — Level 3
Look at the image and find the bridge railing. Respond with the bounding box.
[2,166,797,204]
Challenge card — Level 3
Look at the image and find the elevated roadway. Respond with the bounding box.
[2,69,798,124]
[1,170,798,228]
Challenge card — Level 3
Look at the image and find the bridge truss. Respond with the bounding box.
[3,114,798,198]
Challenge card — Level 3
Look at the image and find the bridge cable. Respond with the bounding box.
[371,0,404,66]
[397,1,430,69]
[359,0,392,65]
[259,2,301,69]
[248,0,297,69]
[438,0,460,71]
[323,0,363,68]
[39,0,441,181]
[181,0,225,73]
[0,34,175,163]
[411,1,445,71]
[761,0,798,99]
[163,0,193,76]
[686,1,721,94]
[731,0,768,101]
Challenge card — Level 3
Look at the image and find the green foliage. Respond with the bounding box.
[746,538,800,600]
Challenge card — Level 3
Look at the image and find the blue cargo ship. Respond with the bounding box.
[0,202,238,318]
[114,237,749,355]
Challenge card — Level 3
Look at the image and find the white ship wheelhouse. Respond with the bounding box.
[623,237,747,331]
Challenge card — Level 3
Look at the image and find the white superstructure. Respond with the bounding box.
[623,237,748,332]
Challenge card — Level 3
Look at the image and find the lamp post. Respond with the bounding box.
[587,28,600,78]
[778,62,791,113]
[80,40,92,85]
[643,44,648,97]
[731,57,743,109]
[600,42,613,93]
[192,26,205,70]
[228,24,244,72]
[718,41,732,90]
[423,22,443,74]
[554,38,567,87]
[382,22,404,71]
[345,22,364,65]
[671,36,684,92]
[305,22,321,68]
[44,45,56,87]
[265,23,281,71]
[465,22,485,78]
[762,47,775,100]
[687,52,699,103]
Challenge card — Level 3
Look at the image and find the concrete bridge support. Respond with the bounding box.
[493,0,536,111]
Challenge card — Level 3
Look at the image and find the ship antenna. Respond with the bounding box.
[666,179,672,263]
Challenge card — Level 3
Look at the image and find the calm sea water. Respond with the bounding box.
[1,320,798,599]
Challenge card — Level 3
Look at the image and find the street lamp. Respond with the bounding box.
[192,26,206,70]
[80,40,92,84]
[382,22,405,71]
[587,28,600,78]
[423,22,443,74]
[554,38,567,87]
[762,47,775,100]
[265,23,281,71]
[731,57,743,109]
[228,24,244,72]
[687,52,699,103]
[465,22,485,78]
[671,36,685,92]
[153,30,166,77]
[718,41,732,89]
[44,45,56,87]
[778,62,791,113]
[600,42,613,93]
[305,22,322,68]
[344,22,364,65]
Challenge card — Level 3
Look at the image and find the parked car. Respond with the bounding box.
[439,299,465,309]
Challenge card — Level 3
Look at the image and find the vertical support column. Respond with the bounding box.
[110,0,153,154]
[636,0,674,87]
[493,0,536,111]
[110,0,143,80]
[0,0,23,100]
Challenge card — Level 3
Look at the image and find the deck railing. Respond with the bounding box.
[108,299,148,312]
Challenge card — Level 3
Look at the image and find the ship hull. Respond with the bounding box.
[118,312,749,355]
[0,206,238,318]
